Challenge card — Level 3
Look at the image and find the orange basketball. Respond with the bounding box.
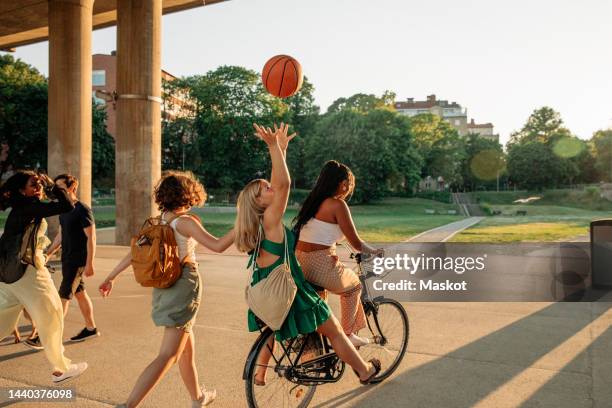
[262,55,304,98]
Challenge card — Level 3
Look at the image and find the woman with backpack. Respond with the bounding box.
[0,170,88,383]
[99,171,234,408]
[235,123,381,387]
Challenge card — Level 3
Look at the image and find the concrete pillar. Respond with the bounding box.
[48,0,93,205]
[47,0,93,240]
[115,0,162,245]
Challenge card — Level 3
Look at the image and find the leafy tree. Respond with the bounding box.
[177,66,288,190]
[409,113,466,187]
[0,54,48,173]
[461,133,506,191]
[507,141,558,190]
[506,107,587,188]
[591,130,612,182]
[92,104,115,186]
[508,106,571,146]
[279,76,319,188]
[326,91,396,114]
[305,108,421,202]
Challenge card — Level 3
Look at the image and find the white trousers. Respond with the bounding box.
[0,265,71,372]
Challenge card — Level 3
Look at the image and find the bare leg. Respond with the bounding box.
[254,336,274,385]
[125,328,190,408]
[177,332,202,401]
[61,299,70,318]
[316,316,374,380]
[22,309,37,339]
[74,290,96,330]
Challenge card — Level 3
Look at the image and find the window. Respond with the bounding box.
[455,119,461,126]
[92,70,106,86]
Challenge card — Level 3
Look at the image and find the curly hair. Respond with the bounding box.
[153,171,207,212]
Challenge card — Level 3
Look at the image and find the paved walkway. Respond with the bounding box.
[406,216,485,242]
[0,245,610,408]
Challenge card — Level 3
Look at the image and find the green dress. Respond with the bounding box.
[247,225,331,341]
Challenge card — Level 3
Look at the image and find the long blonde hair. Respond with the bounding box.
[234,179,266,253]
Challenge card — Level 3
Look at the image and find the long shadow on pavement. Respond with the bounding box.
[339,302,611,408]
[519,325,612,408]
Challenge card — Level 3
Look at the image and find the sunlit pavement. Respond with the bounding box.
[1,245,611,408]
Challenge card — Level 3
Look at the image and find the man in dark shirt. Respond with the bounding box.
[47,174,99,342]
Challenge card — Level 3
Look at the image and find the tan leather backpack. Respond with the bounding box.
[130,213,194,289]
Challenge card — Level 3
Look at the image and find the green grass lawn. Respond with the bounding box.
[0,197,463,243]
[451,203,610,242]
[448,188,612,242]
[162,197,463,242]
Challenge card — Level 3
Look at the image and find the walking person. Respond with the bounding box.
[293,160,382,347]
[0,171,88,382]
[46,173,99,342]
[99,171,234,408]
[235,123,381,386]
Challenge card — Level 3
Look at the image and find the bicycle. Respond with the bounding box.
[242,250,410,407]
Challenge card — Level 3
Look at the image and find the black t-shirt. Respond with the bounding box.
[59,201,94,266]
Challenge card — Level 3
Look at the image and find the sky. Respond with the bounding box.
[7,0,612,145]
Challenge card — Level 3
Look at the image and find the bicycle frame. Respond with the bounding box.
[243,249,384,386]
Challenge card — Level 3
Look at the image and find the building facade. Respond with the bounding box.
[395,94,498,141]
[92,52,193,138]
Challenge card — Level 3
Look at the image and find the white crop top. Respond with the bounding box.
[299,218,345,246]
[163,213,197,262]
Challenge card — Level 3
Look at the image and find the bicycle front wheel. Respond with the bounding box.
[358,298,409,383]
[245,330,317,408]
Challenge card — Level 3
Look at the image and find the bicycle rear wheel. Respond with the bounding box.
[245,330,318,408]
[358,298,409,383]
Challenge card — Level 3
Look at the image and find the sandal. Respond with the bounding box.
[359,359,381,385]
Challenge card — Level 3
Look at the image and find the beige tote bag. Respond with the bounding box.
[245,225,298,331]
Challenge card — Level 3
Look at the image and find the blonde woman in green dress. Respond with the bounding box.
[234,122,381,386]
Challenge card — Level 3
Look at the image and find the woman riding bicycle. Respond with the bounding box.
[293,160,382,348]
[235,123,380,386]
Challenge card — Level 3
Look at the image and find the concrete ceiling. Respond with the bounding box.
[0,0,227,50]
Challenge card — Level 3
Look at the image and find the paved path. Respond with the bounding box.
[1,245,611,408]
[406,216,485,242]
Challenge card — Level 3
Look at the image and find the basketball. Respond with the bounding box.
[262,55,303,98]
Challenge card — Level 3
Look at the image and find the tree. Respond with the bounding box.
[280,76,319,188]
[508,106,570,146]
[506,107,585,188]
[461,133,506,191]
[92,104,115,186]
[305,108,421,202]
[326,91,396,114]
[507,141,557,190]
[409,113,466,188]
[0,54,48,174]
[591,130,612,182]
[177,66,288,190]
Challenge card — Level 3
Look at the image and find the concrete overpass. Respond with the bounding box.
[0,0,226,244]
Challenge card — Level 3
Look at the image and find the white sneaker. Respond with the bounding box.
[52,362,88,383]
[192,386,217,407]
[349,333,370,348]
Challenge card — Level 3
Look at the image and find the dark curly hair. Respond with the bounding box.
[153,171,207,212]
